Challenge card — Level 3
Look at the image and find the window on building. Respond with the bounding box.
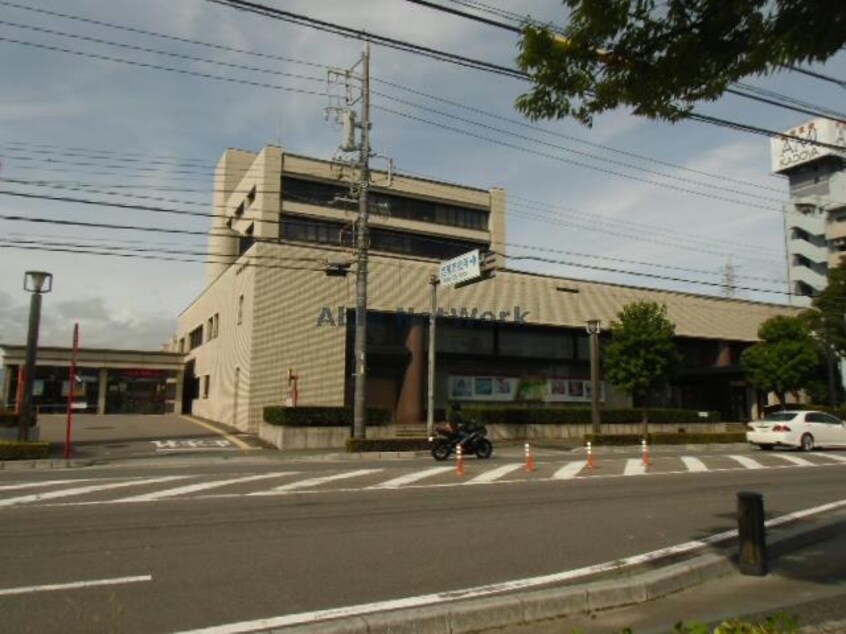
[189,326,203,350]
[178,338,185,353]
[234,201,245,218]
[207,317,214,340]
[202,375,210,399]
[281,176,489,231]
[237,294,244,325]
[246,186,256,208]
[213,313,219,338]
[281,215,485,261]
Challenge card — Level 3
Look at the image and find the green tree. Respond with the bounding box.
[604,301,681,435]
[515,0,846,125]
[741,316,819,406]
[801,263,846,357]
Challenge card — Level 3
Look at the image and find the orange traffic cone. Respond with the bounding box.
[456,444,465,476]
[524,442,536,472]
[586,441,597,469]
[642,438,650,467]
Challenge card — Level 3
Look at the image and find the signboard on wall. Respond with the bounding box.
[448,375,604,404]
[770,118,846,173]
[439,249,481,287]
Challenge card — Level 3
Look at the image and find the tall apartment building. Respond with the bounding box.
[772,118,846,301]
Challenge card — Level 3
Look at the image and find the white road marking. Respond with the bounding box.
[0,476,190,508]
[728,455,765,470]
[468,464,523,484]
[770,454,814,467]
[623,459,645,476]
[0,575,151,597]
[818,453,846,463]
[552,462,586,480]
[174,498,846,634]
[0,479,95,492]
[681,457,708,472]
[368,467,453,489]
[112,473,294,502]
[249,469,382,495]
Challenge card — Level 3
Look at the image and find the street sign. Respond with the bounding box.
[439,249,480,287]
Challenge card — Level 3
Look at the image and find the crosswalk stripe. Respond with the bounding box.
[817,453,846,463]
[623,459,646,476]
[681,457,708,472]
[0,479,96,492]
[250,469,382,494]
[369,467,453,489]
[0,476,190,508]
[552,462,586,480]
[468,464,523,484]
[770,454,814,467]
[112,473,295,502]
[728,455,765,469]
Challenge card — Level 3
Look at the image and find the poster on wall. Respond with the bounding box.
[448,375,604,403]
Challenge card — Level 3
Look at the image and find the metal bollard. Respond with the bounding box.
[737,491,768,576]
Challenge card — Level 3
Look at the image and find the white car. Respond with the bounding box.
[747,410,846,451]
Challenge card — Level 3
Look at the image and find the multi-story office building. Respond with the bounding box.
[173,145,797,431]
[772,118,846,301]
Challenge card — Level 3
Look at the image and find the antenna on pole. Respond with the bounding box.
[722,255,737,298]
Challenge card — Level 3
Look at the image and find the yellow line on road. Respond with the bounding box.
[180,416,254,450]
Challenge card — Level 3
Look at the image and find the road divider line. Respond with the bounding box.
[681,457,708,473]
[623,459,645,476]
[0,479,96,491]
[728,455,765,470]
[0,476,190,508]
[249,469,382,494]
[468,464,523,484]
[174,498,846,634]
[368,466,453,489]
[112,473,297,502]
[552,461,585,480]
[0,575,152,597]
[770,454,814,467]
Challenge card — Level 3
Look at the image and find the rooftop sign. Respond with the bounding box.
[439,249,480,287]
[770,118,846,173]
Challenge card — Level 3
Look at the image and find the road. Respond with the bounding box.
[1,448,845,633]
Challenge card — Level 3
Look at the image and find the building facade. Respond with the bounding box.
[772,118,846,300]
[1,346,184,415]
[174,145,799,432]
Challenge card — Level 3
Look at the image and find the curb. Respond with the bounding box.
[260,514,846,634]
[0,458,95,470]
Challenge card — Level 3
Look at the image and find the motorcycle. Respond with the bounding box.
[430,421,493,461]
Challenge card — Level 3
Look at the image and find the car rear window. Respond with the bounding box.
[763,412,797,422]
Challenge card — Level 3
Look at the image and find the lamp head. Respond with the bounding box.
[24,271,53,293]
[585,318,601,334]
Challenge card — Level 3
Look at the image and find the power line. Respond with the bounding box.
[785,65,846,89]
[404,0,521,33]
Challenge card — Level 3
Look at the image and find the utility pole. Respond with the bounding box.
[427,274,439,437]
[352,43,371,440]
[586,319,602,435]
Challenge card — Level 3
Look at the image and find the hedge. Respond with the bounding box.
[463,406,721,425]
[0,441,51,460]
[264,406,391,427]
[0,411,37,428]
[345,438,431,452]
[584,432,746,446]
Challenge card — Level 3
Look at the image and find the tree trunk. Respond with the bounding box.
[776,391,786,407]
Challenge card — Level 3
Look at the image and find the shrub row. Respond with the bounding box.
[463,406,721,425]
[584,432,747,446]
[264,406,391,427]
[0,411,37,428]
[0,441,51,460]
[345,438,431,452]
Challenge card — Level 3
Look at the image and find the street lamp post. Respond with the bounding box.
[18,271,52,442]
[586,319,602,436]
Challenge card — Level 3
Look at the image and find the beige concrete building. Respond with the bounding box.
[172,144,800,432]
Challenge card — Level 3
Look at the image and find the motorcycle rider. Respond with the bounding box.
[447,402,470,447]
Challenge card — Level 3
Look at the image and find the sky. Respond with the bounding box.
[0,0,845,355]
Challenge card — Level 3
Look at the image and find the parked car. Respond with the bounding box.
[747,410,846,451]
